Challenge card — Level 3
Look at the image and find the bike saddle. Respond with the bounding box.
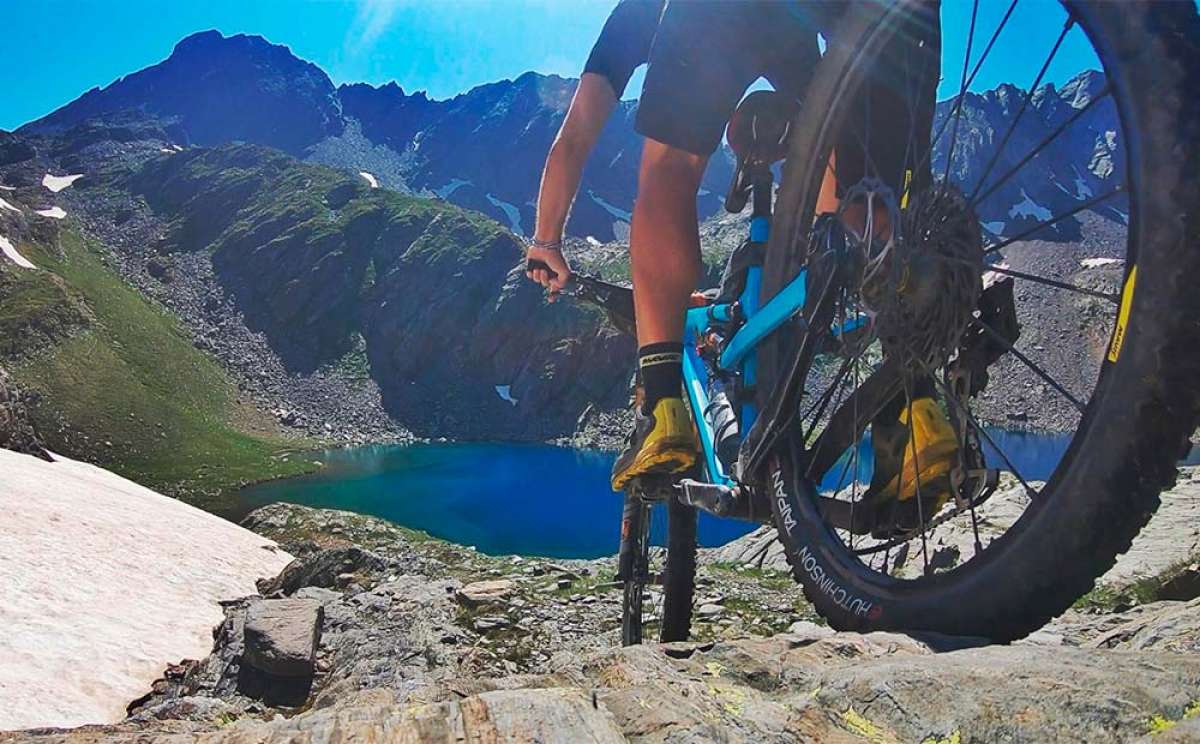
[727,90,799,165]
[725,90,800,213]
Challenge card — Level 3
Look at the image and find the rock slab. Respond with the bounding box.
[457,579,515,608]
[242,598,323,678]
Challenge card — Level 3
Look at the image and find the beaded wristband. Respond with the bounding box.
[530,238,564,252]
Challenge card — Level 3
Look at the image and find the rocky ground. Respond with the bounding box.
[8,480,1200,742]
[0,366,47,458]
[708,466,1200,600]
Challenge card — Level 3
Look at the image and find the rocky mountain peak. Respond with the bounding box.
[20,29,344,155]
[1060,68,1106,108]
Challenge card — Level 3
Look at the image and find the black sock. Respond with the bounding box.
[638,342,683,413]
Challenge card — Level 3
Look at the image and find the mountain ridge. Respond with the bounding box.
[20,29,1122,243]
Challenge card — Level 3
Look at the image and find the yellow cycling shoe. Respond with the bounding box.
[611,397,700,492]
[869,397,958,507]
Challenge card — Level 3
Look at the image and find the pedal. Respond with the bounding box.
[677,479,747,517]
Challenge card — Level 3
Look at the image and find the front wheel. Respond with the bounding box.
[618,484,697,645]
[764,0,1200,640]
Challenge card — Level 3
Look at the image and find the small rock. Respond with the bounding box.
[457,579,515,608]
[473,616,511,632]
[697,603,724,618]
[786,620,835,641]
[293,587,341,604]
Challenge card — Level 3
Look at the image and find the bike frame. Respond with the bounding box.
[682,213,789,487]
[683,209,865,490]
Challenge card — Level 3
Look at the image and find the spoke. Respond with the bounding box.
[942,0,980,186]
[985,186,1123,254]
[971,85,1112,208]
[918,358,1041,500]
[930,254,1120,302]
[848,303,864,551]
[981,263,1119,302]
[801,352,857,445]
[969,19,1073,199]
[900,371,933,575]
[978,321,1087,413]
[918,0,1020,177]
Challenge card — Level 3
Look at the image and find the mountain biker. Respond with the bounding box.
[528,0,958,521]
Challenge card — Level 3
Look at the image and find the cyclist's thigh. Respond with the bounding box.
[759,3,825,100]
[635,1,763,156]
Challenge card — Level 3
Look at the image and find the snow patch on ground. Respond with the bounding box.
[0,236,36,269]
[589,190,632,222]
[42,173,84,193]
[1071,165,1094,200]
[1051,175,1073,198]
[586,236,602,246]
[486,193,524,235]
[494,385,519,406]
[1008,189,1052,222]
[0,449,293,730]
[0,197,21,213]
[1081,257,1122,269]
[0,184,14,191]
[35,206,67,220]
[435,178,472,198]
[359,171,379,189]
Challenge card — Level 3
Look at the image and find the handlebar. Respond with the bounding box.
[524,259,635,336]
[525,259,571,283]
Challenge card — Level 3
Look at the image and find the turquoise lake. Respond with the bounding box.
[238,429,1191,559]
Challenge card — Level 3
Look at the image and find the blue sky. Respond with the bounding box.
[3,0,1104,132]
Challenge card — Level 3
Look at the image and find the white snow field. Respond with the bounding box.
[0,449,294,729]
[0,197,21,213]
[34,206,67,220]
[359,171,379,189]
[0,236,36,269]
[42,173,84,192]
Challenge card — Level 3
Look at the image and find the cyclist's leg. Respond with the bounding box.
[615,1,806,490]
[833,1,954,522]
[830,0,941,197]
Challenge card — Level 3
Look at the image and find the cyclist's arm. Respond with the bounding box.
[532,73,618,245]
[532,0,661,246]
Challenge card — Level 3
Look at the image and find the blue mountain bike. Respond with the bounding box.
[548,0,1200,645]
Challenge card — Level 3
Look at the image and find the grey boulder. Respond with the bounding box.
[242,598,323,678]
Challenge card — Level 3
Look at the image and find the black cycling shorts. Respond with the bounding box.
[583,0,664,98]
[636,0,942,197]
[635,1,827,157]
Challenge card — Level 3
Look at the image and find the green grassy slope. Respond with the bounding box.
[2,229,315,509]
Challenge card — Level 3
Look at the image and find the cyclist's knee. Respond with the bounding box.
[638,138,708,195]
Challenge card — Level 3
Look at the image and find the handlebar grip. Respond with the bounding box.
[525,259,558,279]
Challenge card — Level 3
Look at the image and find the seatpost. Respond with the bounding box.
[751,164,773,221]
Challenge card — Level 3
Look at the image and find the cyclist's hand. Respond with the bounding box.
[525,240,572,301]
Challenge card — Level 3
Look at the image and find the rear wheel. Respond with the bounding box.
[763,0,1200,640]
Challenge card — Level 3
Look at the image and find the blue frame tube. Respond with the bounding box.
[681,344,733,486]
[681,211,864,485]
